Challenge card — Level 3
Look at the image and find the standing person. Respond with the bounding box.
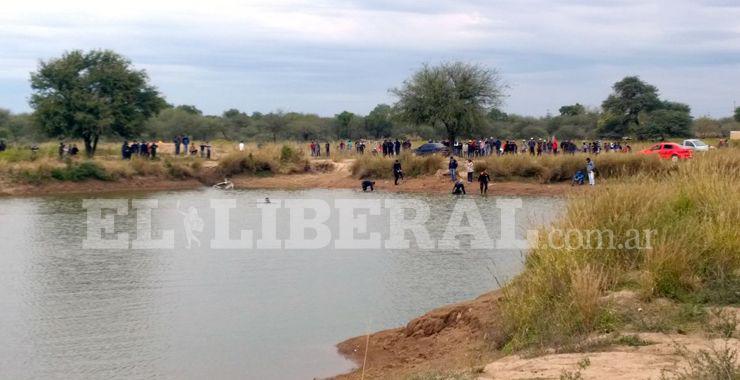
[394,139,401,156]
[206,142,212,160]
[238,140,245,152]
[58,142,65,159]
[325,142,330,157]
[150,142,158,159]
[466,159,474,182]
[586,157,596,186]
[478,170,491,195]
[173,135,181,155]
[182,135,190,155]
[392,159,403,185]
[121,141,130,160]
[448,157,458,182]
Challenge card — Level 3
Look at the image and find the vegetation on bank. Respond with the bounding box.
[349,151,676,183]
[498,149,740,351]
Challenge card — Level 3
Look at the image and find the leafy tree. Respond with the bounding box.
[692,117,723,138]
[392,62,506,143]
[260,111,289,142]
[30,50,166,156]
[488,108,508,121]
[334,111,356,139]
[558,103,585,116]
[145,107,214,140]
[176,105,203,115]
[601,76,661,136]
[735,106,740,122]
[634,109,693,140]
[365,104,394,138]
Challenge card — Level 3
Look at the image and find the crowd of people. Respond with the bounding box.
[120,141,159,160]
[443,138,632,157]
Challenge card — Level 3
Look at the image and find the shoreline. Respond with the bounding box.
[0,171,575,198]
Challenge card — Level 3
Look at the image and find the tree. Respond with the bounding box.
[334,111,355,139]
[735,106,740,122]
[365,104,394,138]
[30,50,166,156]
[558,103,585,116]
[261,111,289,142]
[634,109,693,140]
[392,62,506,143]
[601,76,661,137]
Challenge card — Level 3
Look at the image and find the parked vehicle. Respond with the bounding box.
[414,142,450,156]
[637,142,693,161]
[680,139,710,152]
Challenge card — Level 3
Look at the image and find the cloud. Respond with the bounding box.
[0,0,738,117]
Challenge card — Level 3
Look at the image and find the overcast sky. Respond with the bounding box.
[1,0,739,117]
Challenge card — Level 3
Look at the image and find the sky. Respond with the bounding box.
[1,0,739,117]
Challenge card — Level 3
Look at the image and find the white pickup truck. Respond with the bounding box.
[680,139,710,152]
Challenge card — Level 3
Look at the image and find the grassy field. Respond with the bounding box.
[498,148,740,351]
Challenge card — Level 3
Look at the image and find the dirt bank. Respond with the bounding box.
[0,177,203,197]
[330,290,740,380]
[331,291,506,380]
[1,163,574,198]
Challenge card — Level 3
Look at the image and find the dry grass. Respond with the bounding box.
[500,148,740,350]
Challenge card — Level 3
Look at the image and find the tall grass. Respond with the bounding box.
[350,152,444,179]
[474,153,674,183]
[499,149,740,350]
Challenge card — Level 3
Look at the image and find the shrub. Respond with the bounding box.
[50,161,111,181]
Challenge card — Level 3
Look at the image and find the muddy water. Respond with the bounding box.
[0,188,563,379]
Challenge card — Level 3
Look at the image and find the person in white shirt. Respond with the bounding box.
[238,141,245,152]
[466,159,475,182]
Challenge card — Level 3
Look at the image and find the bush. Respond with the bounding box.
[50,161,111,181]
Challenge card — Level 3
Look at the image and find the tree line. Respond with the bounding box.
[0,49,738,156]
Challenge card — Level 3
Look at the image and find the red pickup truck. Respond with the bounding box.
[637,142,693,161]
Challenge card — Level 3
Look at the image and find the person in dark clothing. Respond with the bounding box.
[392,159,403,185]
[69,144,79,156]
[130,141,139,156]
[452,180,466,195]
[325,142,330,156]
[182,135,190,155]
[206,142,211,159]
[361,180,376,192]
[394,139,401,155]
[58,142,65,159]
[121,141,131,160]
[478,170,491,195]
[0,140,6,152]
[199,143,206,157]
[150,142,158,159]
[173,135,181,155]
[448,157,458,181]
[140,141,148,157]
